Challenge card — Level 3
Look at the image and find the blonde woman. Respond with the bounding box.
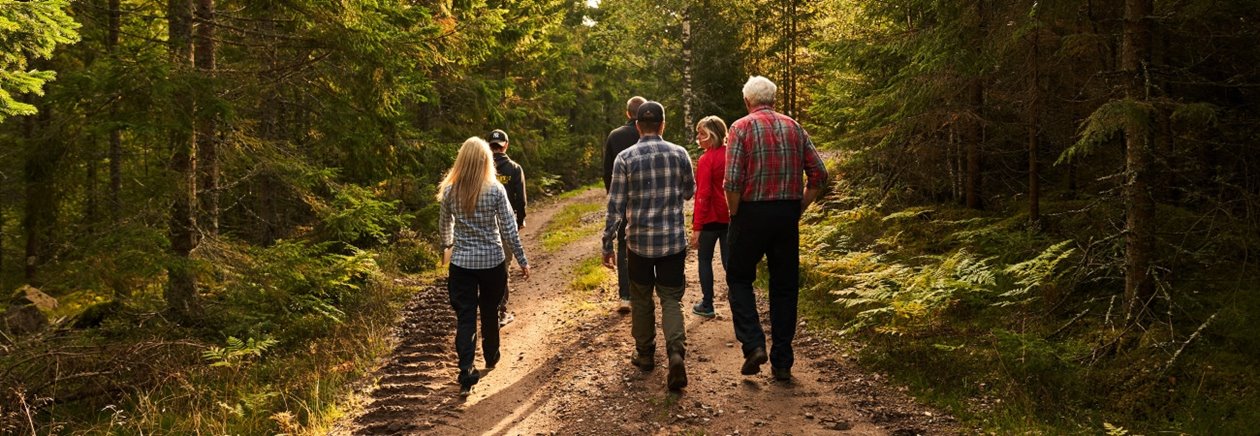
[689,116,730,318]
[438,137,531,397]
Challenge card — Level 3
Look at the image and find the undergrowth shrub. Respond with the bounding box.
[315,183,413,248]
[800,189,1260,433]
[208,239,381,344]
[0,233,406,434]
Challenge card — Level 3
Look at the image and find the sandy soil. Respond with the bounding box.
[335,188,960,435]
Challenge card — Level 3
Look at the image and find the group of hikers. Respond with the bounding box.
[437,76,829,396]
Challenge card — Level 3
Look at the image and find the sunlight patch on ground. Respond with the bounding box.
[540,200,605,252]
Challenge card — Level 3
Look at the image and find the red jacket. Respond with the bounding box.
[693,146,730,231]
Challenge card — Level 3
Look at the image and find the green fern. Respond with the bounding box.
[1103,422,1130,436]
[996,240,1076,306]
[203,336,279,369]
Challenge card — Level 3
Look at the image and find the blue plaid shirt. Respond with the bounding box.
[440,182,528,270]
[603,135,696,258]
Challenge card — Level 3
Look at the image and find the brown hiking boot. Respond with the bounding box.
[667,352,688,391]
[630,352,654,371]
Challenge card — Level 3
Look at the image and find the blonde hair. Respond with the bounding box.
[696,115,728,147]
[742,76,777,106]
[437,137,496,215]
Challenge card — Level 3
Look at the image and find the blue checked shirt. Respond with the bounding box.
[603,135,696,258]
[439,182,528,270]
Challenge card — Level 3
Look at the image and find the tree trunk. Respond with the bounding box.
[23,107,61,284]
[195,0,219,236]
[1028,29,1041,225]
[1122,0,1155,319]
[682,8,693,141]
[166,0,200,321]
[965,0,986,210]
[0,204,4,291]
[788,0,798,117]
[108,0,122,220]
[86,136,99,225]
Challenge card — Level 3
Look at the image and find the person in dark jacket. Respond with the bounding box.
[489,129,526,327]
[602,96,646,314]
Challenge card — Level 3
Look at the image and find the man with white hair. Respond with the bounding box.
[723,76,829,382]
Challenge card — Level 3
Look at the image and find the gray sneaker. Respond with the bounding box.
[692,302,716,318]
[498,311,515,327]
[617,299,631,314]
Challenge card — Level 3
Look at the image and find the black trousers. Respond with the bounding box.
[448,261,508,386]
[725,200,801,370]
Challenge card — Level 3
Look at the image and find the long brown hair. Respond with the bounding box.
[437,137,496,215]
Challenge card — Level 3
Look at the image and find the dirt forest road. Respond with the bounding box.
[335,188,959,435]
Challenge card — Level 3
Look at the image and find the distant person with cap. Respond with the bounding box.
[488,128,526,327]
[602,101,696,391]
[724,76,828,382]
[603,96,646,314]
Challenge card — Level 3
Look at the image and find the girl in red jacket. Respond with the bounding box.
[690,116,730,318]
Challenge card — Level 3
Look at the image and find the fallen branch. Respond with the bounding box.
[1162,311,1218,375]
[1050,308,1090,338]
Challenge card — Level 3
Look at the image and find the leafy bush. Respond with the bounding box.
[315,184,413,248]
[810,205,1078,337]
[210,240,381,344]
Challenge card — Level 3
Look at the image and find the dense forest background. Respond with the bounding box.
[1,0,1257,433]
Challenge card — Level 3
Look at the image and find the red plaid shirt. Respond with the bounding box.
[723,105,828,202]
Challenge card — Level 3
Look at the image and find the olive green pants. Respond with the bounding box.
[627,250,687,358]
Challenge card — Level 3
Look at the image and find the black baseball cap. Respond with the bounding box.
[636,101,665,123]
[488,129,509,146]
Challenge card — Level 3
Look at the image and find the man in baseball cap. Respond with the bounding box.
[488,128,526,327]
[601,101,696,391]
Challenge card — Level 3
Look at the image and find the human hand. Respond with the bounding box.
[689,231,699,250]
[442,247,452,266]
[602,252,616,270]
[520,265,531,280]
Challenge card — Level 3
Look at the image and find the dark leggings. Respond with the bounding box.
[448,261,508,386]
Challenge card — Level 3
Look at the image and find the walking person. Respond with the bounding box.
[438,137,532,397]
[724,76,828,382]
[603,96,647,314]
[690,116,730,318]
[602,101,696,391]
[488,129,527,327]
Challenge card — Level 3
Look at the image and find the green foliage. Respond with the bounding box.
[541,199,603,252]
[1103,422,1130,436]
[0,0,79,120]
[1058,99,1156,165]
[571,255,612,293]
[203,336,280,369]
[375,228,439,274]
[996,241,1077,306]
[828,248,1000,335]
[211,240,381,343]
[316,184,412,247]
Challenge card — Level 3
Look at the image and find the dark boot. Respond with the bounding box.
[630,352,655,371]
[741,347,767,375]
[667,352,688,390]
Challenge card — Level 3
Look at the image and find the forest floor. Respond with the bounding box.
[332,188,960,435]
